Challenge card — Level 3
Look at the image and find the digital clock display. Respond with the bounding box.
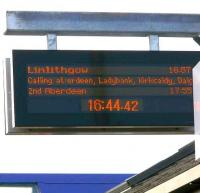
[86,99,141,112]
[12,50,200,128]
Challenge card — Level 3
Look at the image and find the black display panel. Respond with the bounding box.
[13,50,200,129]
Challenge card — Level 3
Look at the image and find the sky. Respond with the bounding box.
[0,0,199,183]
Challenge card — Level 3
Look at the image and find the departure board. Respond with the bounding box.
[12,50,200,129]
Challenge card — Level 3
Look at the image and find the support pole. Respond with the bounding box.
[149,35,159,51]
[47,34,57,50]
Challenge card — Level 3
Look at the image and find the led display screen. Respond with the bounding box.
[12,50,200,129]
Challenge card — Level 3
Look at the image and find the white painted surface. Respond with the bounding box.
[0,0,199,175]
[0,187,32,193]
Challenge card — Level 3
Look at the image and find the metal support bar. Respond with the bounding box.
[47,34,57,50]
[149,35,159,50]
[5,11,200,37]
[193,36,200,46]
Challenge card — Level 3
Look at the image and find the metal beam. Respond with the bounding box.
[5,11,200,37]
